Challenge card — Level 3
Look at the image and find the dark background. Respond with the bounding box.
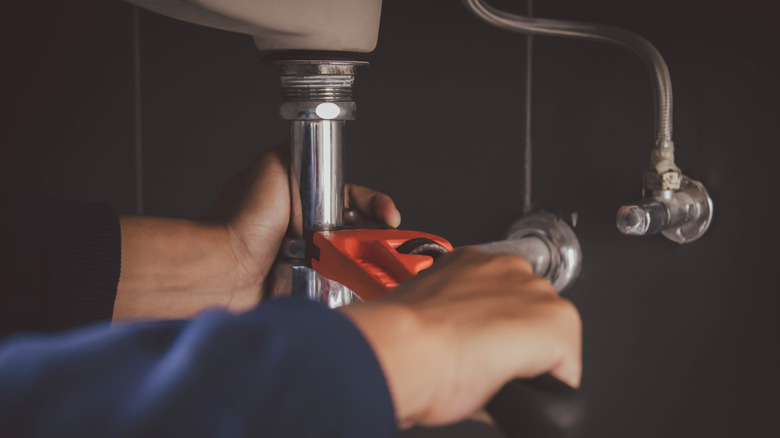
[2,0,778,436]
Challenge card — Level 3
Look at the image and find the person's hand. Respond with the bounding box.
[204,143,401,295]
[339,248,582,429]
[113,144,400,321]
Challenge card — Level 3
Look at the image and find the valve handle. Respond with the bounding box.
[487,374,585,438]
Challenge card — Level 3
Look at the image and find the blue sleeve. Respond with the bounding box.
[0,297,397,438]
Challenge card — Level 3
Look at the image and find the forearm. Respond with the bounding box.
[0,298,396,437]
[114,216,259,320]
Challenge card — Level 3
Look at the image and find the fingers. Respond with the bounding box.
[345,184,402,228]
[551,357,583,390]
[434,247,536,277]
[468,409,494,426]
[546,300,583,389]
[410,248,581,390]
[347,244,582,429]
[502,296,581,389]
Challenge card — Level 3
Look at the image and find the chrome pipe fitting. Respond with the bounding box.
[291,120,345,231]
[471,237,552,278]
[272,60,366,305]
[471,212,582,293]
[617,176,713,244]
[267,237,359,307]
[278,60,366,235]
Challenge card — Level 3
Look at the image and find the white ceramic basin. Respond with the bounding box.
[127,0,383,52]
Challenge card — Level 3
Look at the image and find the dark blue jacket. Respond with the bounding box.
[0,196,396,437]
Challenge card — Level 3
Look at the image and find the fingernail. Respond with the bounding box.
[388,208,402,228]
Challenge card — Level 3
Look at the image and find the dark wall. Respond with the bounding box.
[2,1,778,436]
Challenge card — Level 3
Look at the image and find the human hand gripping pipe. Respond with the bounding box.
[265,57,584,437]
[271,217,585,438]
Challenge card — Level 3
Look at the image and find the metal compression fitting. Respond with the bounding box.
[462,0,680,187]
[278,60,365,234]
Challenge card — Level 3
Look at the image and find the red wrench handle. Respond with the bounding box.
[311,229,452,300]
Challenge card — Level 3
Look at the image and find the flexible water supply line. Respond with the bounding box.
[464,0,713,244]
[462,0,679,180]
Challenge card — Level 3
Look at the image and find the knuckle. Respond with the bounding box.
[553,298,582,327]
[460,246,484,255]
[490,253,534,273]
[450,246,485,260]
[525,275,555,291]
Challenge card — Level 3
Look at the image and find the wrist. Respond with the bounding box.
[114,216,260,320]
[339,302,433,428]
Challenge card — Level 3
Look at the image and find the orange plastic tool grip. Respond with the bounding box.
[312,229,453,300]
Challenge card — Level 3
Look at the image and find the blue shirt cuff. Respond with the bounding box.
[252,297,398,438]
